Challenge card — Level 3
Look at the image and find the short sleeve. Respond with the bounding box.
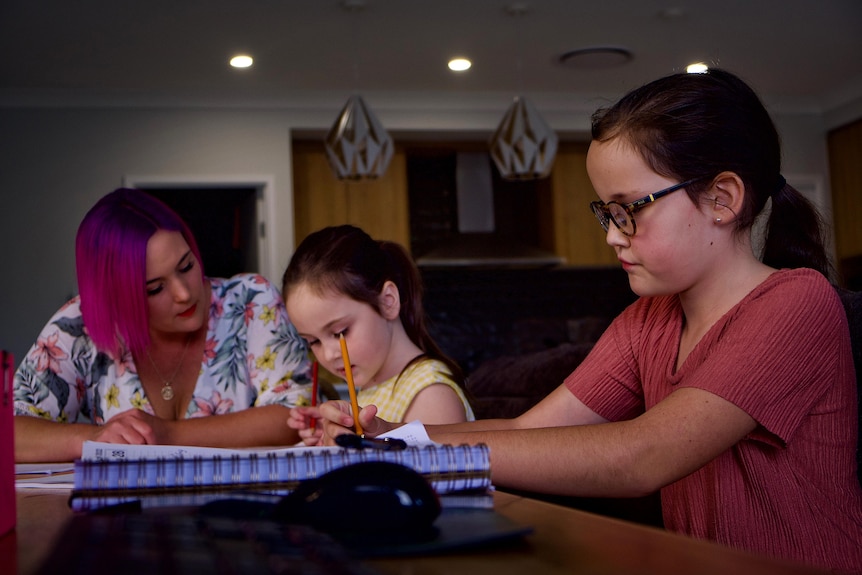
[13,298,94,421]
[564,298,654,421]
[677,269,847,444]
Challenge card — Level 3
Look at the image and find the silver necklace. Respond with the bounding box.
[146,334,192,401]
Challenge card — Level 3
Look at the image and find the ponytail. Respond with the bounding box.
[378,241,465,386]
[762,182,832,277]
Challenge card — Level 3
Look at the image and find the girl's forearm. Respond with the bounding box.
[158,405,299,447]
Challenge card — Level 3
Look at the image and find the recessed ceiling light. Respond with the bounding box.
[448,58,472,72]
[230,55,253,69]
[558,46,633,70]
[657,7,687,20]
[686,62,709,74]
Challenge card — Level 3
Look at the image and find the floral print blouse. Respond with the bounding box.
[14,274,312,423]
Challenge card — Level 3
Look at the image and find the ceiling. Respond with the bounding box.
[2,0,861,119]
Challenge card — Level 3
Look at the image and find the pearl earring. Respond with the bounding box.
[715,217,722,223]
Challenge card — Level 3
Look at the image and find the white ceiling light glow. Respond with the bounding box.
[686,62,708,74]
[230,55,254,68]
[448,58,472,72]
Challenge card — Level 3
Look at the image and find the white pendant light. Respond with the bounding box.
[489,95,558,180]
[323,1,392,180]
[489,3,558,180]
[324,94,394,180]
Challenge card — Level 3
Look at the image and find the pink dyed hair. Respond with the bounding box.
[75,188,204,358]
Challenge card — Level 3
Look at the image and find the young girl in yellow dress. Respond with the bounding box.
[283,225,473,444]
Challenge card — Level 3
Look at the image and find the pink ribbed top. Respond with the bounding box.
[566,268,862,573]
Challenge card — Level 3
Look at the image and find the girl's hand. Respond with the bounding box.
[287,406,324,446]
[317,400,397,445]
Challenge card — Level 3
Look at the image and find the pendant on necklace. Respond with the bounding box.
[147,333,193,403]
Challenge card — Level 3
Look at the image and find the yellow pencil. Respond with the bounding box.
[339,333,364,436]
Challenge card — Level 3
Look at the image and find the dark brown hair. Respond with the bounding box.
[591,68,831,277]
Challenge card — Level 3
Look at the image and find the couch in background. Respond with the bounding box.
[421,265,635,419]
[421,266,635,375]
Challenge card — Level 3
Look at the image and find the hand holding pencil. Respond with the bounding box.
[287,336,365,444]
[315,397,397,445]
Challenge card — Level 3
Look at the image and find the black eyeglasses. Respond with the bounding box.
[589,178,703,237]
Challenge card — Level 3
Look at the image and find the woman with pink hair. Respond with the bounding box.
[14,188,312,462]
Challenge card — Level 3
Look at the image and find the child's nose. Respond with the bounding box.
[322,340,343,364]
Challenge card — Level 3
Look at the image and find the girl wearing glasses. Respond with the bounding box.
[314,69,862,573]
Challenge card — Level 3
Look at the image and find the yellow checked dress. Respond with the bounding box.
[357,358,475,422]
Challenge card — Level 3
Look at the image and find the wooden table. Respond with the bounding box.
[8,488,829,575]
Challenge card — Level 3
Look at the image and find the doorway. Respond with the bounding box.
[139,187,259,279]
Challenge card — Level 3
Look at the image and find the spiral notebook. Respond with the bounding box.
[70,440,491,512]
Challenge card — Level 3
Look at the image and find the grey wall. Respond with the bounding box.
[0,107,305,366]
[0,99,854,367]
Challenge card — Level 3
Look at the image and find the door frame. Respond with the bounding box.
[122,174,278,280]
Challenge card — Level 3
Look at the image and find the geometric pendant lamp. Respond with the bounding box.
[489,95,558,180]
[324,94,394,180]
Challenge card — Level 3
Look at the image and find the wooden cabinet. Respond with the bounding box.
[828,120,862,286]
[291,140,617,266]
[549,143,618,266]
[291,141,411,249]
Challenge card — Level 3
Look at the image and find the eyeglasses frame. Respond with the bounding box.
[589,177,704,237]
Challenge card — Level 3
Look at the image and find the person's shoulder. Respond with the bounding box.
[401,358,456,387]
[757,268,834,299]
[45,295,84,322]
[748,268,842,319]
[209,274,279,294]
[59,294,83,313]
[412,357,452,377]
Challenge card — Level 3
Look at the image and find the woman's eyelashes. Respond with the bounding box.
[177,253,196,275]
[146,257,196,297]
